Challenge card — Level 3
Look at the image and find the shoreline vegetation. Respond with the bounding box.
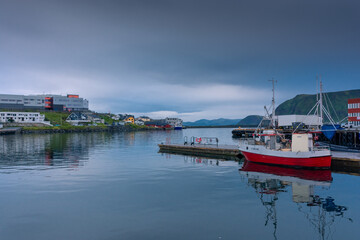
[20,124,155,134]
[1,111,158,135]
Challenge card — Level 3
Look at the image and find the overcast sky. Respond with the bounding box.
[1,0,359,121]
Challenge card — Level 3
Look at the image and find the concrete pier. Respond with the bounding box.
[158,143,360,172]
[158,144,240,159]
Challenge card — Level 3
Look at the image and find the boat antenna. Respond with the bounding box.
[269,78,277,129]
[319,75,323,126]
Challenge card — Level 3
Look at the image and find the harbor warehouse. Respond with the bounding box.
[0,94,88,111]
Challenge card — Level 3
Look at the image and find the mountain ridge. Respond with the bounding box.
[183,118,242,127]
[276,89,360,122]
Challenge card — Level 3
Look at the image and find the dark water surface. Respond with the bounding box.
[0,128,358,240]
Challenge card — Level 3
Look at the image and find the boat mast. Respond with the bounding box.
[269,78,277,129]
[319,76,323,126]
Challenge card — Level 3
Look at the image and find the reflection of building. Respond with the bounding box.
[0,94,88,111]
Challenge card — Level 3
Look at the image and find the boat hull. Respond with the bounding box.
[241,150,331,168]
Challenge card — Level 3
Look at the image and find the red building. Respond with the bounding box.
[348,98,360,127]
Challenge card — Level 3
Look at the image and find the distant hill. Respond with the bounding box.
[276,89,360,122]
[237,115,263,126]
[183,118,242,127]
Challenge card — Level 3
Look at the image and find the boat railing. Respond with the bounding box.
[240,138,256,145]
[313,146,330,151]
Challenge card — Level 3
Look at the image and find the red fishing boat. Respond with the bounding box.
[239,131,331,168]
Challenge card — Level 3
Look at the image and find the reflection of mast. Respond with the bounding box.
[250,178,286,240]
[296,196,350,240]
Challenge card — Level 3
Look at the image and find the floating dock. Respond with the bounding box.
[158,143,360,172]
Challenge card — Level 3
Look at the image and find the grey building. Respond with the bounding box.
[0,94,88,111]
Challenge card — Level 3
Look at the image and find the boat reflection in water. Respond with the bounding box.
[239,160,351,240]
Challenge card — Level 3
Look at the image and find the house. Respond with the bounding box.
[66,112,91,125]
[135,120,144,125]
[111,115,120,121]
[125,116,135,124]
[85,113,105,124]
[136,116,151,122]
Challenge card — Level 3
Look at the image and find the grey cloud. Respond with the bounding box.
[0,0,359,119]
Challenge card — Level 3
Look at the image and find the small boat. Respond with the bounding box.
[239,130,331,168]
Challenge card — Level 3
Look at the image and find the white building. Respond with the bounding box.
[277,115,322,128]
[0,112,50,124]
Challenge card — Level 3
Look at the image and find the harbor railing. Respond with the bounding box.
[184,136,219,146]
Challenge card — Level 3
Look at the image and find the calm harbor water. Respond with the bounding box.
[0,128,359,240]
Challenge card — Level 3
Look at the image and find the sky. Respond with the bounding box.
[1,0,359,121]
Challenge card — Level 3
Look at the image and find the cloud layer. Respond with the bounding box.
[1,0,360,120]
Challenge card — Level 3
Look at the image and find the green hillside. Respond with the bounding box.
[276,89,360,122]
[237,115,263,126]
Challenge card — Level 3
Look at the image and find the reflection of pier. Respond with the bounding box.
[239,161,351,240]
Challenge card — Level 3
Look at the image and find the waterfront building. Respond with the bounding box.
[125,116,135,124]
[348,98,360,127]
[0,94,88,111]
[0,112,47,124]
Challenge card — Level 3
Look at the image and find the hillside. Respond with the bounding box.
[183,118,242,127]
[276,89,360,122]
[237,115,263,126]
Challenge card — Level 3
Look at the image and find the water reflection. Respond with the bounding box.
[239,161,351,240]
[0,133,112,172]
